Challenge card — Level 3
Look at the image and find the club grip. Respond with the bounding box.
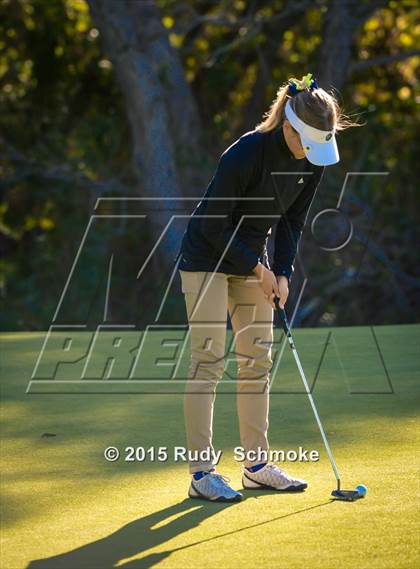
[274,297,290,334]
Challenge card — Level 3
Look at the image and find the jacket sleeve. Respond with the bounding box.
[198,137,262,273]
[272,166,325,280]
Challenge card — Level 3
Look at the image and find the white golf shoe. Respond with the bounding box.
[242,463,308,491]
[189,471,243,502]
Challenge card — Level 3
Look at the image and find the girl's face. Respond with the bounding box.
[282,120,306,159]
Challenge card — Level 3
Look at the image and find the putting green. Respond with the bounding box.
[1,324,419,569]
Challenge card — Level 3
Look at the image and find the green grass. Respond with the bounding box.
[1,324,419,569]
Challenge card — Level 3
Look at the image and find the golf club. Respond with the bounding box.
[274,297,364,502]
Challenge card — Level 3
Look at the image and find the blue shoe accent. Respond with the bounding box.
[246,462,267,473]
[193,468,214,481]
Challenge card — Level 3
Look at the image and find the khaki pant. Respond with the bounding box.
[179,270,273,473]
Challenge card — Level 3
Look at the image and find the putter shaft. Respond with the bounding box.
[276,300,341,491]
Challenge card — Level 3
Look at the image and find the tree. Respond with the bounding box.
[1,0,418,329]
[87,0,208,198]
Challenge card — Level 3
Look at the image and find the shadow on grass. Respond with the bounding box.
[26,498,332,568]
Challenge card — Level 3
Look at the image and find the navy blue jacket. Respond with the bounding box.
[178,127,324,280]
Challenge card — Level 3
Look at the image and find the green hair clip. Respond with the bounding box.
[288,73,318,95]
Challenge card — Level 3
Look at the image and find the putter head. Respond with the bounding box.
[331,489,362,502]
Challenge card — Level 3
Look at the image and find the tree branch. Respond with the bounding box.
[0,139,129,195]
[202,0,312,66]
[350,50,420,73]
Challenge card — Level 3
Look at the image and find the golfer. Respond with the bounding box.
[178,74,346,502]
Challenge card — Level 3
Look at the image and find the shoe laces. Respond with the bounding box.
[266,463,292,482]
[209,472,232,489]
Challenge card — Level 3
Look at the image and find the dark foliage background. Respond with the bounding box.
[0,0,419,330]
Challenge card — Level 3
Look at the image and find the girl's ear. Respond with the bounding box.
[283,120,296,136]
[284,120,299,137]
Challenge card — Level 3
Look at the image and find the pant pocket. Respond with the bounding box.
[244,276,260,285]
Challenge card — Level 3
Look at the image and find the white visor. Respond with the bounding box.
[285,99,339,166]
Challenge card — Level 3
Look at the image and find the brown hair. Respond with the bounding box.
[255,78,359,133]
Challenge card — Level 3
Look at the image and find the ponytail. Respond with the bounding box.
[256,75,361,133]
